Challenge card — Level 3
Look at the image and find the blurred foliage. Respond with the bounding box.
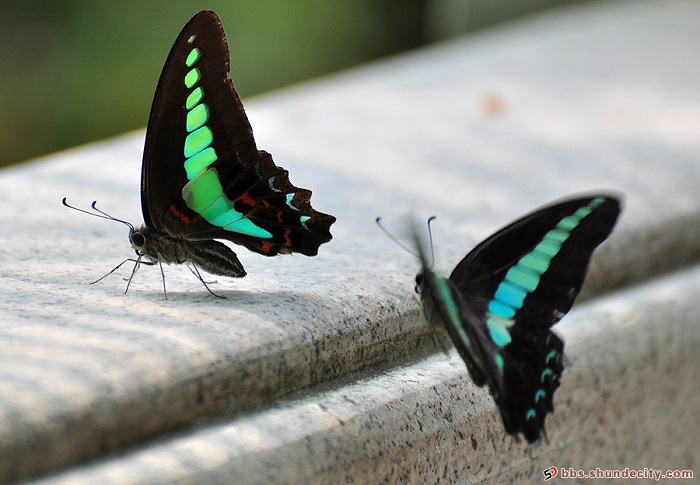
[0,1,427,166]
[0,0,578,167]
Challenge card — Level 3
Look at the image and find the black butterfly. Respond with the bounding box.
[413,195,621,442]
[65,11,335,297]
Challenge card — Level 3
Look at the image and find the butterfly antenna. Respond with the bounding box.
[426,216,437,269]
[375,217,418,257]
[62,198,135,232]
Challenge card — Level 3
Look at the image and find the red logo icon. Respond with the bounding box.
[543,466,558,481]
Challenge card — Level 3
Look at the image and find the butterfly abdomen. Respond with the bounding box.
[133,225,245,277]
[418,270,490,387]
[184,239,246,277]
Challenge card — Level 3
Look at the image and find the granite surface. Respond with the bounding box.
[1,0,698,483]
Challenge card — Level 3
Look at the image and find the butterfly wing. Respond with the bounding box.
[141,11,335,257]
[447,196,621,442]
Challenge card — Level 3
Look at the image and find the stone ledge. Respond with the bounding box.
[2,0,699,482]
[34,266,700,484]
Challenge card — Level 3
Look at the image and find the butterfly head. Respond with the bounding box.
[129,226,148,255]
[414,272,424,293]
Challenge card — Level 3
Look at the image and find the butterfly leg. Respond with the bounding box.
[189,262,226,299]
[156,256,168,300]
[186,264,217,285]
[124,253,145,295]
[91,258,144,285]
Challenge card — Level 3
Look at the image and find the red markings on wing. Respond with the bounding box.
[170,204,191,224]
[237,192,256,208]
[258,241,275,254]
[283,228,292,247]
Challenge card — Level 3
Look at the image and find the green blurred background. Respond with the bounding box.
[0,0,578,167]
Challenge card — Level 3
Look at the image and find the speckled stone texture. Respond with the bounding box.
[2,0,699,483]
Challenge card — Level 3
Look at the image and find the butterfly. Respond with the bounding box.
[64,11,336,297]
[412,195,621,442]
